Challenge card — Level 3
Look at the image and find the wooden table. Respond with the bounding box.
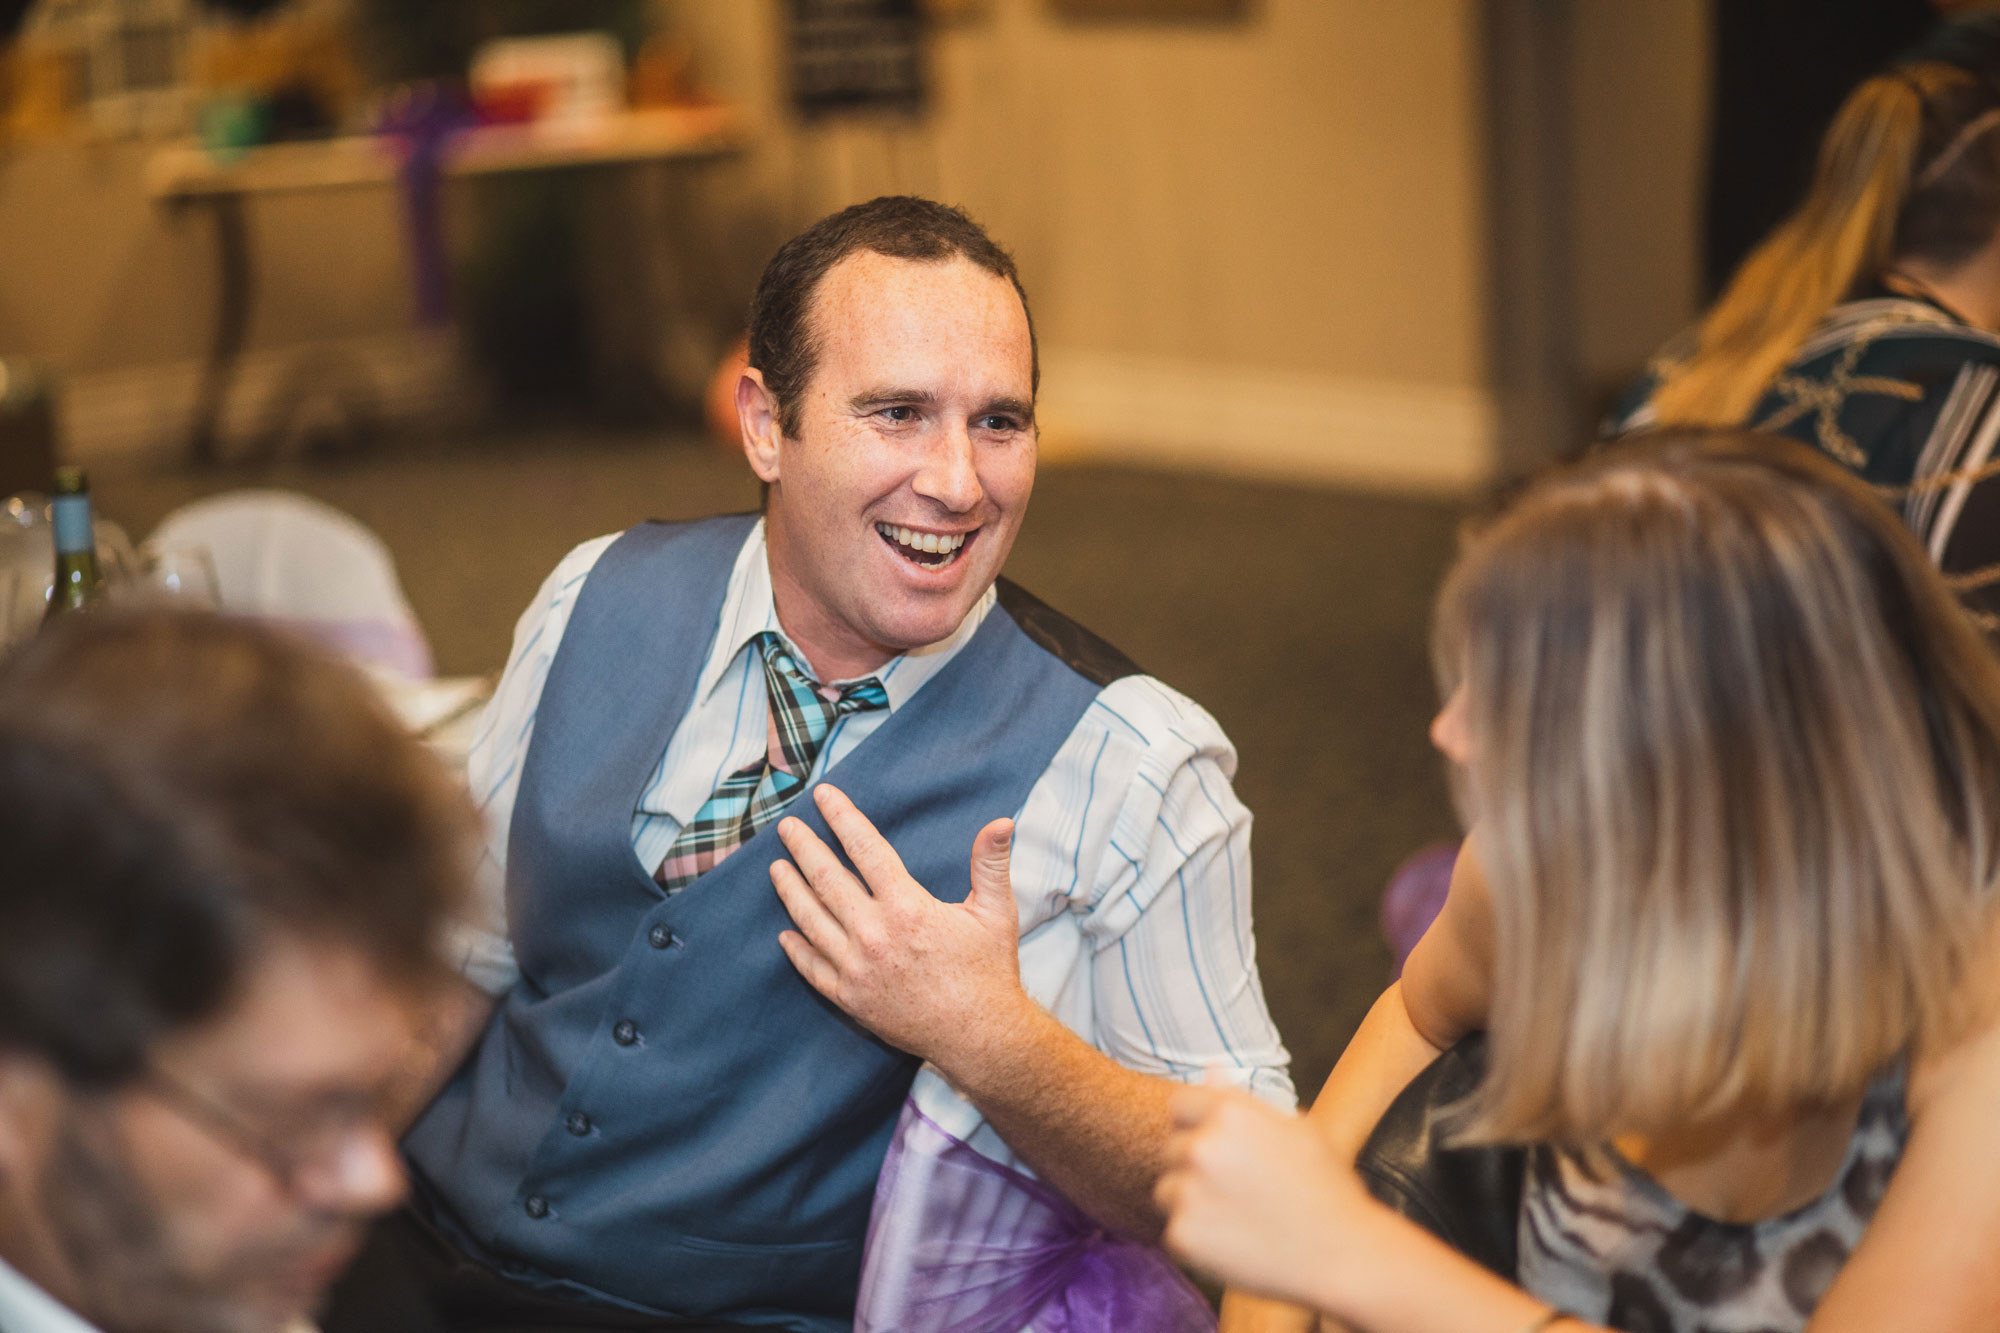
[146,105,740,198]
[146,106,744,462]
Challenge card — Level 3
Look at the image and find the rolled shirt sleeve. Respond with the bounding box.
[1013,675,1296,1109]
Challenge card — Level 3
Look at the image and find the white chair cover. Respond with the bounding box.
[148,489,433,679]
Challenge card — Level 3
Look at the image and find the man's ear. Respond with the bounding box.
[738,367,784,485]
[0,1053,64,1183]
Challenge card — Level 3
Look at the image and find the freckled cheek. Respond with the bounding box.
[789,452,902,519]
[980,440,1036,508]
[985,472,1035,523]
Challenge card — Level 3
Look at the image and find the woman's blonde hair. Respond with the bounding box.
[1437,431,2000,1145]
[1652,62,2000,428]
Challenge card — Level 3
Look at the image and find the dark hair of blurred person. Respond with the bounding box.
[1616,51,2000,630]
[747,194,1039,437]
[0,609,477,1333]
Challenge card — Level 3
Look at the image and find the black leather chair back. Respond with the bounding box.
[1353,1033,1526,1279]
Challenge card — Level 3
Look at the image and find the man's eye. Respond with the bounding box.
[976,415,1021,432]
[879,405,918,423]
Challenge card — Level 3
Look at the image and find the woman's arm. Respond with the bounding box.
[1315,843,1496,1154]
[1218,840,1499,1332]
[1198,883,2000,1332]
[1166,1082,1613,1332]
[1201,1028,2000,1333]
[1217,981,1446,1332]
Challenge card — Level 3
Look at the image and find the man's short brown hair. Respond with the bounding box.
[0,609,477,1086]
[747,195,1038,438]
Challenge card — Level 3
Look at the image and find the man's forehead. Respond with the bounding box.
[154,935,427,1094]
[805,251,1032,384]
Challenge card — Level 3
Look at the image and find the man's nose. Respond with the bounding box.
[311,1124,407,1216]
[912,422,984,513]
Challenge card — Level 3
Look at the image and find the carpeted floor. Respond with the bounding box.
[93,429,1467,1099]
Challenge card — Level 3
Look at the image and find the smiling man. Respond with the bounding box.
[333,197,1293,1333]
[0,610,476,1333]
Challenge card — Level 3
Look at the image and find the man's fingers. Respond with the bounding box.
[812,785,916,899]
[770,856,854,962]
[777,929,841,999]
[775,816,872,928]
[965,818,1016,924]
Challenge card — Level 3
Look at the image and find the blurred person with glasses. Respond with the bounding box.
[0,608,479,1333]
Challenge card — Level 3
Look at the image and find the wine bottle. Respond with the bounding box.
[43,466,104,622]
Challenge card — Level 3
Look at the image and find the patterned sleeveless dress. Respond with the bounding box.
[1516,1070,1909,1332]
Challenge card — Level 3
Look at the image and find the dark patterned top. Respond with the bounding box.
[1615,295,2000,632]
[1516,1069,1909,1333]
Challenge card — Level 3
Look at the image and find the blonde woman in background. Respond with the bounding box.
[1192,434,2000,1332]
[1614,54,2000,628]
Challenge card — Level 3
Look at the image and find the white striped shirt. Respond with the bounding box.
[454,521,1295,1115]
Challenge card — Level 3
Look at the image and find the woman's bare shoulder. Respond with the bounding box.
[1399,835,1495,1044]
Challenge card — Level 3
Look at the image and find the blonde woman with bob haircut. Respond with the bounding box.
[1614,49,2000,630]
[1175,432,2000,1333]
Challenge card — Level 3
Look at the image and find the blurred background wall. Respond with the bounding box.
[647,0,1710,490]
[702,0,1499,492]
[0,0,1712,490]
[1570,2,1708,417]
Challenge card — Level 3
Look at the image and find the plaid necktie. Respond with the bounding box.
[654,631,889,893]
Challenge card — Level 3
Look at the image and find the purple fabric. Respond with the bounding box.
[376,84,477,325]
[1381,840,1459,977]
[857,1101,1215,1333]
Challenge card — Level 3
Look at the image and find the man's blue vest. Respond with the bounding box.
[404,515,1135,1330]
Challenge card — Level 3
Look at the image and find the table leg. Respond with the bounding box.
[185,192,254,465]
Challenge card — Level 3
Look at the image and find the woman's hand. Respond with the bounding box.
[1157,1077,1373,1308]
[1161,1075,1599,1333]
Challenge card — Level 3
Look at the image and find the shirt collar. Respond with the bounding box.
[696,518,993,712]
[0,1255,105,1333]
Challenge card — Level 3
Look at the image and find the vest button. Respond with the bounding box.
[566,1111,591,1137]
[613,1020,639,1046]
[524,1195,549,1219]
[648,924,674,949]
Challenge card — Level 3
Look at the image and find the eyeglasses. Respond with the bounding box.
[140,1063,398,1197]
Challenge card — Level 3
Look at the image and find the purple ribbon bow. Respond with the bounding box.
[857,1101,1217,1333]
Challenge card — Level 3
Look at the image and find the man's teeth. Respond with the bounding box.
[877,524,967,555]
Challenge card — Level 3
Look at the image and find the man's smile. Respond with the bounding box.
[876,522,973,569]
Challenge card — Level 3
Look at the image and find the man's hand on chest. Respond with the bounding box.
[767,784,1040,1076]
